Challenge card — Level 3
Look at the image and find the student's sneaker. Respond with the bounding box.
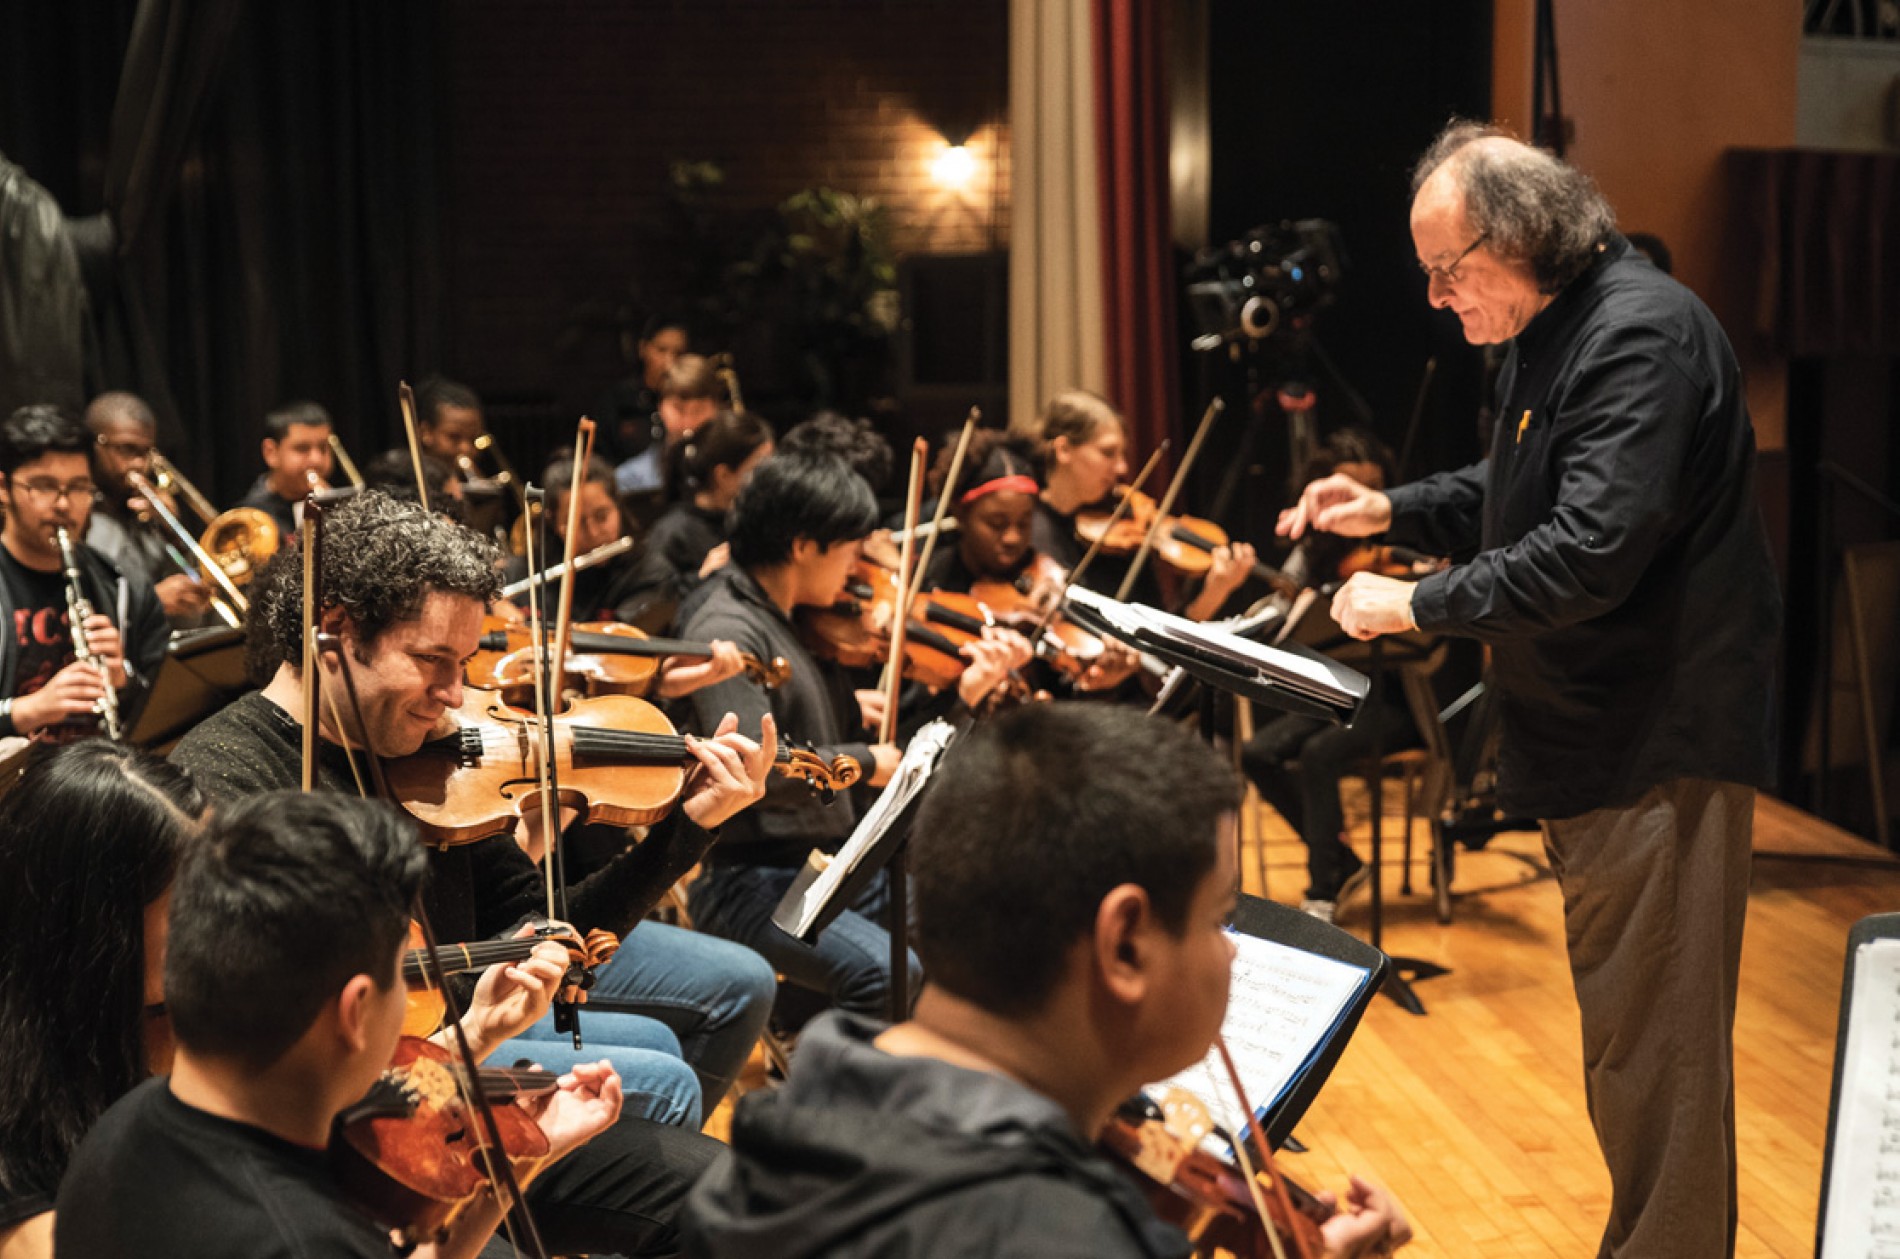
[1299,898,1337,924]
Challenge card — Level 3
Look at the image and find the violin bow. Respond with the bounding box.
[538,417,599,1045]
[1214,1034,1311,1259]
[300,494,321,791]
[397,380,433,507]
[518,485,565,929]
[1116,397,1225,601]
[880,438,928,742]
[909,408,978,592]
[1029,444,1166,646]
[304,495,552,1257]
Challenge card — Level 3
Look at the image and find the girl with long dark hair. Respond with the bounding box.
[0,741,207,1258]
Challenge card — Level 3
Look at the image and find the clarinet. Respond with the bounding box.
[54,528,123,741]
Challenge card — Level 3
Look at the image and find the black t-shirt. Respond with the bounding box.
[55,1078,393,1258]
[0,548,93,740]
[1,549,74,696]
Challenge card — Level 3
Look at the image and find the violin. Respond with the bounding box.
[965,555,1108,683]
[799,558,979,692]
[383,687,861,847]
[801,559,1043,708]
[1077,486,1296,595]
[466,615,790,704]
[1101,1089,1329,1259]
[333,1035,556,1245]
[401,920,621,1037]
[1334,545,1447,582]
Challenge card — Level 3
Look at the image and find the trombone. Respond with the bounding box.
[328,433,366,489]
[125,469,250,628]
[145,450,219,526]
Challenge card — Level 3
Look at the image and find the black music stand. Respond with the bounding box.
[770,720,961,1023]
[1287,597,1451,1016]
[126,626,249,751]
[1356,637,1451,1015]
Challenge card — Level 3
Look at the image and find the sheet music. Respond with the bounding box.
[1065,585,1358,705]
[1822,937,1900,1259]
[771,720,957,940]
[1150,929,1372,1138]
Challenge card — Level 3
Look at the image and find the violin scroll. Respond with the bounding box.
[773,743,864,802]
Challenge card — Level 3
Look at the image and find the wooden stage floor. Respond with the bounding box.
[1243,791,1900,1257]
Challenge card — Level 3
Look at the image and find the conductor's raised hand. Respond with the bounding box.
[1277,473,1392,541]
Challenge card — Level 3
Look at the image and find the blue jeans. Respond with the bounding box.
[575,919,775,1108]
[688,864,923,1020]
[502,1009,701,1129]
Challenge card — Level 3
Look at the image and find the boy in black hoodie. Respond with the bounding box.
[686,703,1410,1259]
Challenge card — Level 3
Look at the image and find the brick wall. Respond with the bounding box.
[440,0,1009,420]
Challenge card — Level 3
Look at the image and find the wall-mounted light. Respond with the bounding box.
[931,139,979,191]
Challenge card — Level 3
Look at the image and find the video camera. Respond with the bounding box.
[1184,219,1346,350]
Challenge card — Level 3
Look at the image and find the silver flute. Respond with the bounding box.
[54,528,123,741]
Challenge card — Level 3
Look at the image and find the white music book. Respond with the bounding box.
[1821,937,1900,1259]
[1152,929,1373,1139]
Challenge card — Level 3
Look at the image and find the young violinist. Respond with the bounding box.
[594,311,691,467]
[0,405,169,756]
[677,452,943,1018]
[918,429,1139,694]
[1024,389,1256,622]
[0,743,593,1259]
[55,789,622,1259]
[686,702,1410,1259]
[170,491,773,1255]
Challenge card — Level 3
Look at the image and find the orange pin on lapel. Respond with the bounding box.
[1516,409,1532,444]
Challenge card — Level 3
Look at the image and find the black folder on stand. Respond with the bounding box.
[1064,586,1370,725]
[127,626,250,751]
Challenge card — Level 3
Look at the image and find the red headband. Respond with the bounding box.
[959,474,1040,506]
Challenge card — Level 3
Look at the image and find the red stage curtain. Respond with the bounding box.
[1092,0,1178,467]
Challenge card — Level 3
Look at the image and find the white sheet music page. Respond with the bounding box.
[1821,937,1900,1259]
[1150,930,1371,1138]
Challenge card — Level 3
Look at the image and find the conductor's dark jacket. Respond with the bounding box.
[1390,235,1780,820]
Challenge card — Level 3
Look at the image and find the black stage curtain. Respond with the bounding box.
[1729,148,1900,360]
[0,1,443,507]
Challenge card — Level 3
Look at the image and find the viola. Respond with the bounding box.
[401,920,621,1037]
[1100,1089,1329,1259]
[333,1034,556,1244]
[466,616,789,704]
[383,687,861,847]
[1077,486,1297,594]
